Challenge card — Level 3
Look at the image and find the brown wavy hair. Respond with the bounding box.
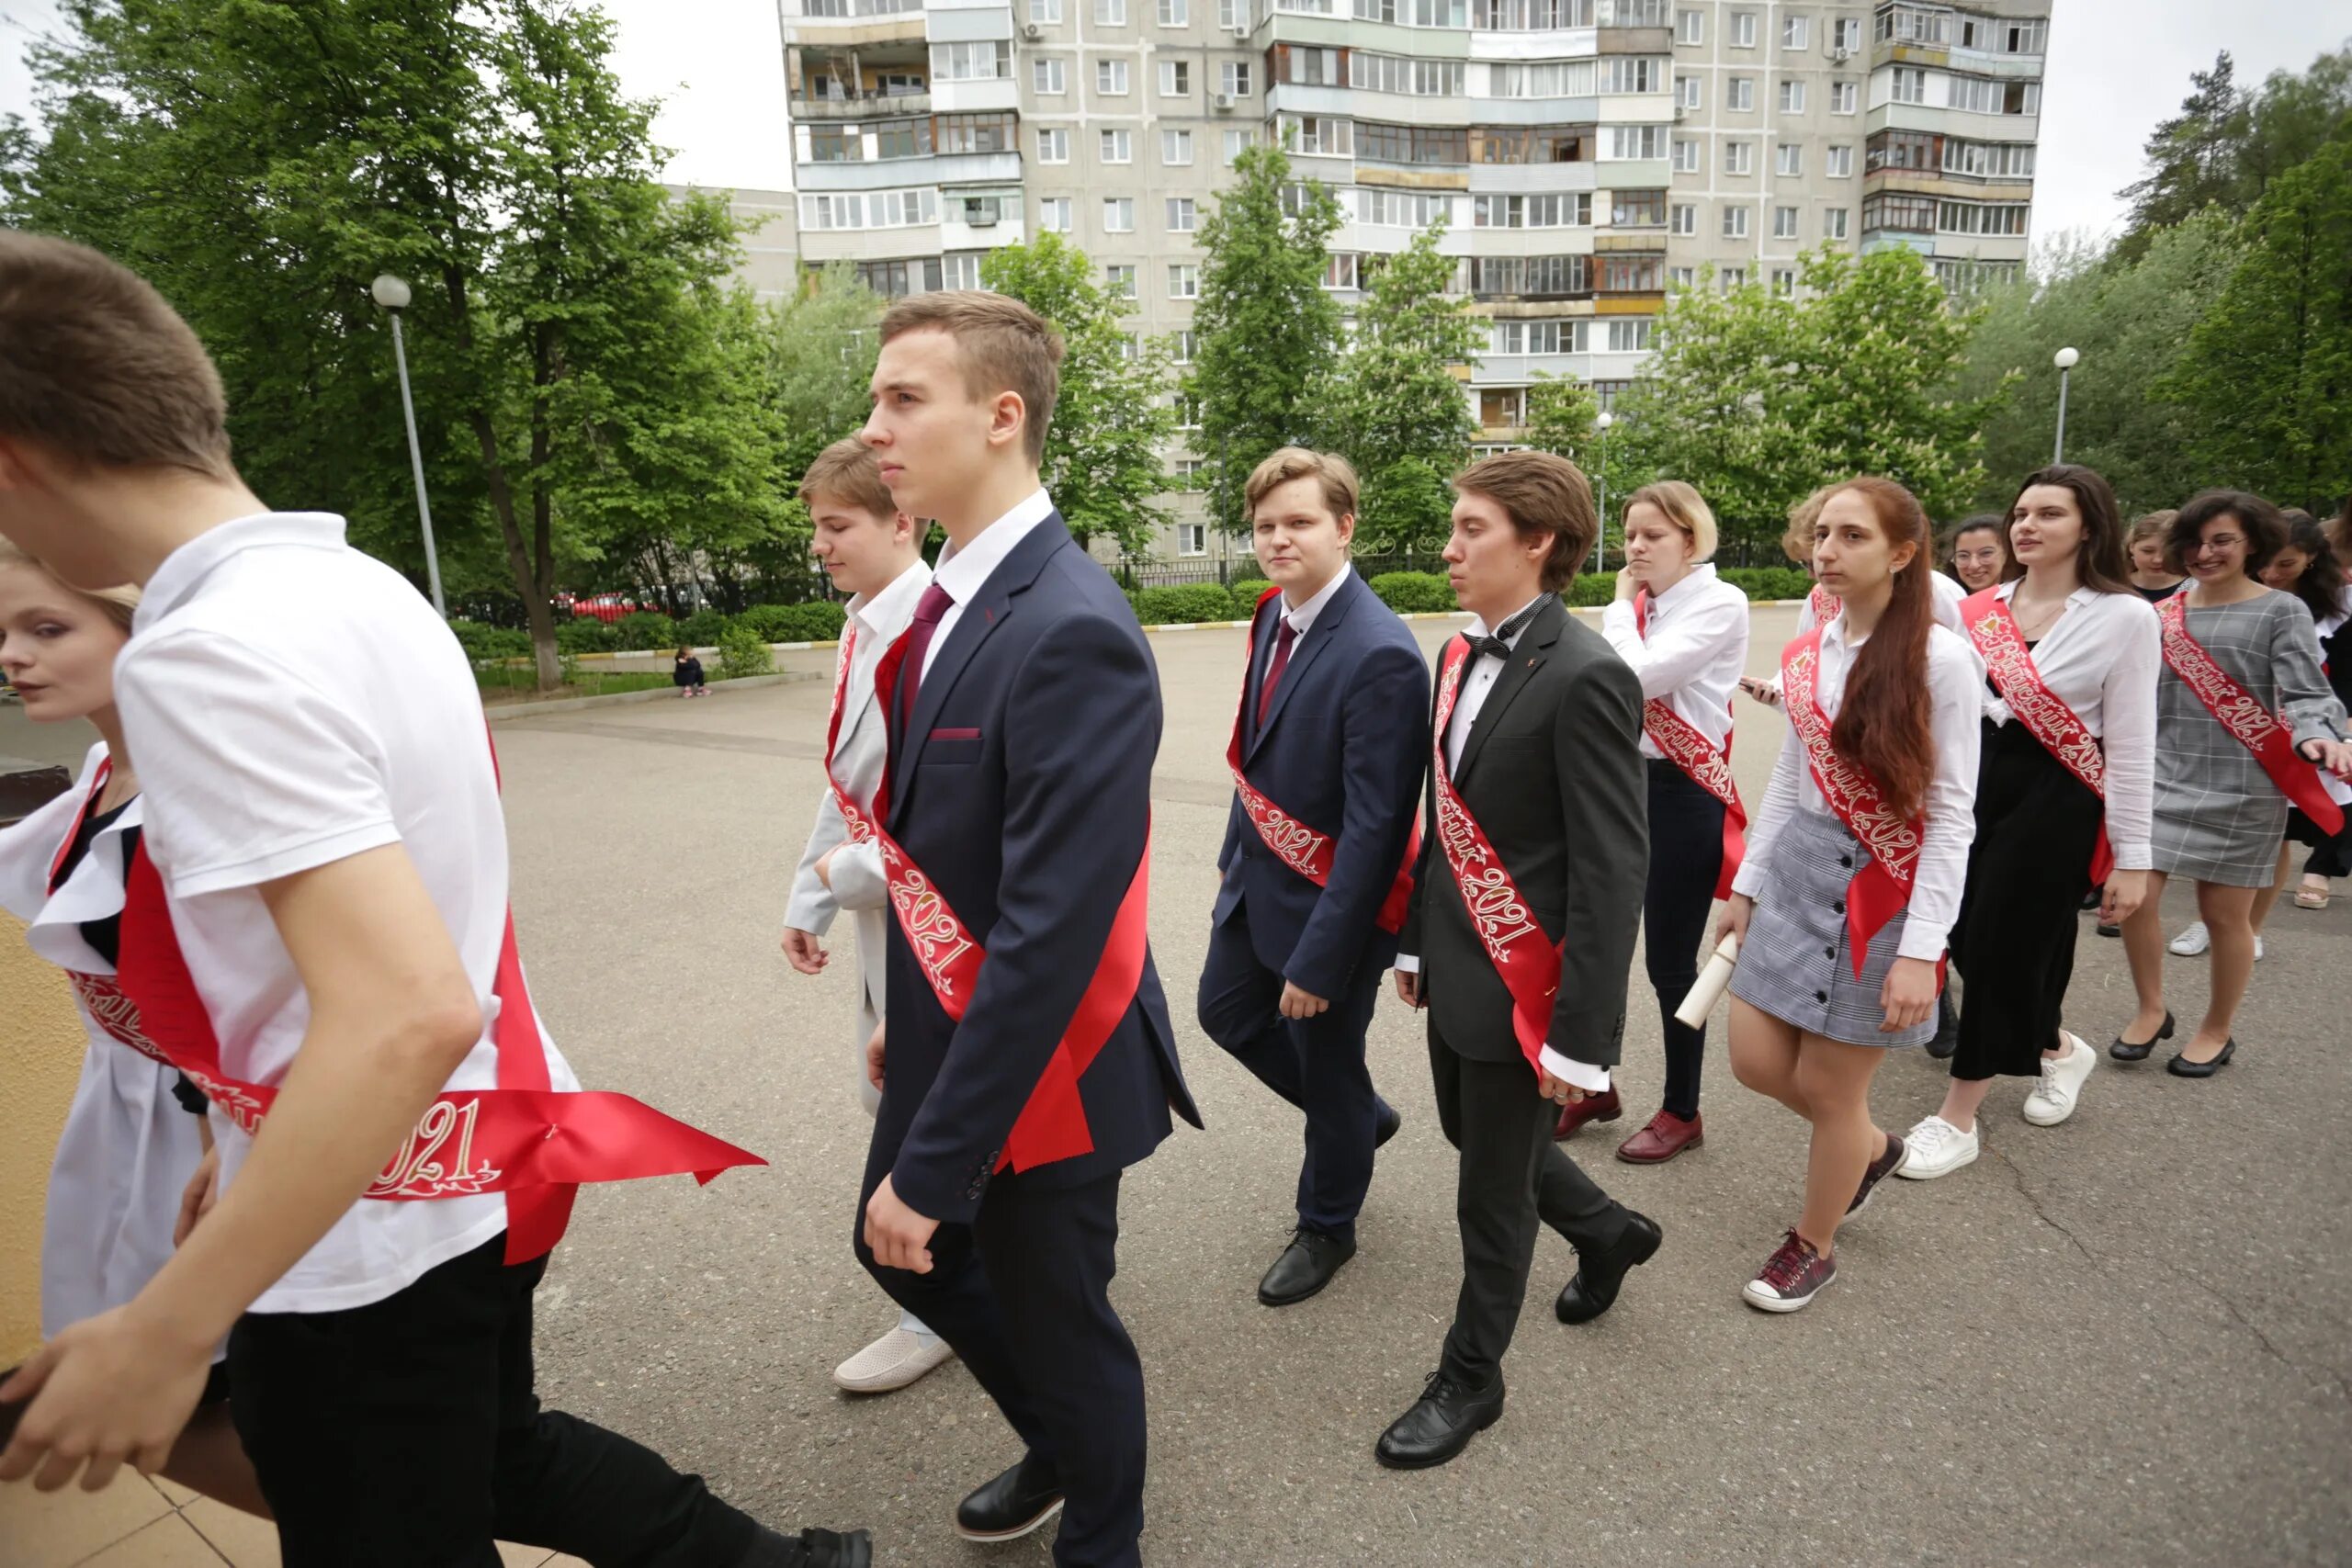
[2006,464,2132,593]
[1821,478,1938,821]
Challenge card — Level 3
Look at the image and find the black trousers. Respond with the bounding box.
[855,1154,1144,1568]
[1642,761,1727,1118]
[1195,903,1389,1239]
[1427,1021,1626,1389]
[226,1233,764,1568]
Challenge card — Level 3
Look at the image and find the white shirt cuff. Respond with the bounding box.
[1394,953,1419,974]
[2109,841,2153,873]
[1894,925,1951,964]
[1538,1046,1611,1093]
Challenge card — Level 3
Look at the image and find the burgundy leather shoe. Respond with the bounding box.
[1615,1109,1703,1164]
[1553,1086,1623,1141]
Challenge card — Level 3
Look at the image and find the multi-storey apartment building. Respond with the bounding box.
[774,0,2050,558]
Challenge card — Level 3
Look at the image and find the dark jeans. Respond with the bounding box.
[1426,1022,1625,1389]
[227,1233,766,1568]
[1195,904,1389,1240]
[1644,761,1727,1118]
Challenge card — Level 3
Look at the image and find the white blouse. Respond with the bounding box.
[1600,563,1750,759]
[1973,581,2161,871]
[1795,570,1973,638]
[1732,616,1983,962]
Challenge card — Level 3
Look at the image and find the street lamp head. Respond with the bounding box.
[2052,346,2079,370]
[1596,410,1616,431]
[370,274,413,311]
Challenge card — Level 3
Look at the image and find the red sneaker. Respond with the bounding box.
[1616,1109,1703,1164]
[1846,1130,1907,1216]
[1553,1086,1623,1141]
[1742,1230,1836,1313]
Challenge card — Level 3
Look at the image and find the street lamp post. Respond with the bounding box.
[370,274,447,618]
[2052,345,2079,465]
[1594,409,1616,572]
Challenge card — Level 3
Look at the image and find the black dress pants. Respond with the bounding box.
[1642,761,1727,1117]
[1427,1021,1626,1389]
[855,1153,1144,1568]
[227,1233,765,1568]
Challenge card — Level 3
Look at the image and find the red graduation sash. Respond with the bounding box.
[1781,629,1932,977]
[2157,594,2346,838]
[109,745,764,1267]
[46,759,179,1069]
[842,623,1151,1174]
[1962,588,2117,886]
[1808,582,1839,624]
[1430,635,1555,1076]
[1225,585,1419,933]
[1633,589,1747,899]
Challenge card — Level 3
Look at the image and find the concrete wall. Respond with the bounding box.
[1,915,81,1368]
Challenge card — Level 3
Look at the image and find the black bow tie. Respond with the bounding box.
[1466,602,1544,663]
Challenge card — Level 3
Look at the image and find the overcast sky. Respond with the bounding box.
[6,0,2350,251]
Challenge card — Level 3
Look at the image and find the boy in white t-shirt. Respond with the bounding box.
[0,233,869,1567]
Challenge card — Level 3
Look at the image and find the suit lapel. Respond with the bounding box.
[1245,571,1358,763]
[1453,594,1564,786]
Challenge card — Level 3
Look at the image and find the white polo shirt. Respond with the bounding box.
[113,513,577,1314]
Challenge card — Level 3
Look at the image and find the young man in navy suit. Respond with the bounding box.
[1197,447,1430,1305]
[854,291,1199,1568]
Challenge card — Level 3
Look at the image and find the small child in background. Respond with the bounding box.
[673,644,707,697]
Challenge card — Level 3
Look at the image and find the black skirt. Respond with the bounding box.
[1947,719,2105,1079]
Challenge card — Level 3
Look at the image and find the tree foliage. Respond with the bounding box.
[2117,46,2352,262]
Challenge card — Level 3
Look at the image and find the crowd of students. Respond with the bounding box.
[2,229,2348,1568]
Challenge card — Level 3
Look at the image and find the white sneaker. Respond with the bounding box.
[2023,1032,2096,1126]
[1895,1115,1980,1179]
[2167,920,2209,955]
[2255,934,2265,962]
[831,1325,956,1394]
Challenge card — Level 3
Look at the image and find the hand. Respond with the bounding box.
[0,1304,210,1492]
[1393,968,1423,1008]
[173,1148,220,1248]
[814,846,840,889]
[2299,738,2352,780]
[1613,566,1641,603]
[2098,868,2149,928]
[1738,676,1783,709]
[1713,893,1754,951]
[862,1174,939,1274]
[1278,981,1329,1020]
[863,1020,886,1095]
[1880,955,1939,1035]
[781,927,829,976]
[1536,1069,1590,1106]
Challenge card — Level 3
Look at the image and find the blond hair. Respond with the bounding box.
[0,539,141,631]
[878,290,1064,464]
[1244,446,1361,521]
[798,436,896,519]
[2127,509,2178,548]
[1623,479,1718,562]
[1453,450,1597,592]
[1783,483,1838,566]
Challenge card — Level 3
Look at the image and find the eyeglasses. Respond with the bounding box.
[2197,535,2245,553]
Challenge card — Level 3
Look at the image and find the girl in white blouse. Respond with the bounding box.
[1717,479,1981,1314]
[1900,466,2159,1181]
[1592,481,1750,1164]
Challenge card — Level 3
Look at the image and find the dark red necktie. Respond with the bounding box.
[1257,616,1297,727]
[896,581,957,728]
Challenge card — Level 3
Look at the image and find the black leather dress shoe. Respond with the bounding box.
[2165,1038,2235,1077]
[1374,1371,1505,1470]
[2109,1010,2176,1062]
[1259,1226,1357,1306]
[1555,1209,1662,1325]
[1374,1099,1403,1150]
[741,1527,871,1568]
[955,1455,1064,1543]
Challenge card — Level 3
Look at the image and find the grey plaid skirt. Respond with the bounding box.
[1729,806,1936,1048]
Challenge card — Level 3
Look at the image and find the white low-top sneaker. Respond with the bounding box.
[2168,920,2210,956]
[832,1325,956,1394]
[2023,1032,2097,1126]
[1895,1115,1980,1179]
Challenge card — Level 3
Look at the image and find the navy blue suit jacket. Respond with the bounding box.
[880,513,1199,1224]
[1213,570,1431,1000]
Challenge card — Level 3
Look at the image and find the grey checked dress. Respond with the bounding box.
[2153,592,2346,886]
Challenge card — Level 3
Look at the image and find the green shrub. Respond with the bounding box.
[677,607,733,646]
[613,610,680,651]
[1366,570,1455,615]
[1564,573,1619,607]
[447,620,531,664]
[1231,581,1275,620]
[718,622,775,680]
[1718,566,1815,602]
[739,600,847,642]
[555,617,619,655]
[1132,582,1239,626]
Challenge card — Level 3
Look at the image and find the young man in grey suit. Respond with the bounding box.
[1381,449,1662,1470]
[781,437,954,1395]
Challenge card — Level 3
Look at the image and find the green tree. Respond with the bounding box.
[1188,141,1344,531]
[1522,374,1599,460]
[982,233,1174,554]
[765,261,884,483]
[2117,51,2252,262]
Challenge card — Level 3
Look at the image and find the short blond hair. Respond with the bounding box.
[1783,483,1837,566]
[1453,450,1597,592]
[1244,446,1360,520]
[0,539,141,632]
[2127,509,2177,548]
[798,436,895,518]
[878,290,1064,463]
[1624,479,1718,562]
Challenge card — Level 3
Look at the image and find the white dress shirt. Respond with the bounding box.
[922,488,1057,679]
[1794,570,1972,637]
[799,558,933,927]
[1975,580,2161,871]
[1600,563,1750,758]
[1732,614,1982,962]
[1253,562,1354,705]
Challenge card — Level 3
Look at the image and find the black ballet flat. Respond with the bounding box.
[2109,1010,2175,1062]
[2166,1039,2235,1077]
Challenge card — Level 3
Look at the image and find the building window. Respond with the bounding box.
[1776,141,1802,175]
[1781,13,1807,50]
[1779,79,1805,114]
[1772,205,1798,238]
[1480,389,1528,428]
[1170,263,1200,299]
[1604,318,1653,352]
[1176,522,1207,556]
[1730,9,1756,46]
[1350,52,1467,96]
[1224,128,1255,164]
[1824,207,1849,240]
[1162,130,1194,165]
[799,188,939,231]
[943,253,985,289]
[1720,265,1745,289]
[1669,201,1695,235]
[1032,0,1064,17]
[1359,186,1455,227]
[1473,192,1592,228]
[1104,265,1138,298]
[1605,125,1667,160]
[1833,16,1860,51]
[1035,57,1068,94]
[1676,7,1702,44]
[1890,67,1927,106]
[1612,188,1667,227]
[931,40,1011,80]
[2001,18,2047,54]
[1359,121,1467,164]
[1600,56,1666,95]
[1098,59,1130,95]
[1322,253,1360,289]
[1671,137,1700,172]
[1860,192,1935,231]
[1601,254,1661,292]
[1724,140,1752,175]
[1160,59,1191,96]
[1466,254,1592,299]
[1875,4,1947,45]
[1171,329,1197,363]
[1097,0,1126,22]
[1037,127,1069,163]
[1104,197,1135,231]
[1173,395,1202,429]
[1470,0,1595,24]
[1610,0,1668,22]
[1167,197,1197,231]
[1771,267,1795,297]
[1161,0,1190,21]
[1727,76,1754,110]
[1039,197,1073,231]
[1723,203,1749,238]
[1830,79,1856,113]
[848,256,944,297]
[1219,0,1249,25]
[1676,75,1702,109]
[1668,264,1695,288]
[1826,143,1852,177]
[1935,198,2030,236]
[1496,60,1599,97]
[1489,320,1574,355]
[1223,61,1253,95]
[1101,129,1132,163]
[938,113,1016,153]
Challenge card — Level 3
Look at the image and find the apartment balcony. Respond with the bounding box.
[779,2,927,49]
[797,149,1024,191]
[795,90,933,119]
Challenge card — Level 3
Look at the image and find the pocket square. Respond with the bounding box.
[930,727,980,740]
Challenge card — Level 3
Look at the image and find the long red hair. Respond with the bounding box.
[1824,477,1937,821]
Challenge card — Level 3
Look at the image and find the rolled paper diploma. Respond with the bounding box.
[1674,934,1740,1029]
